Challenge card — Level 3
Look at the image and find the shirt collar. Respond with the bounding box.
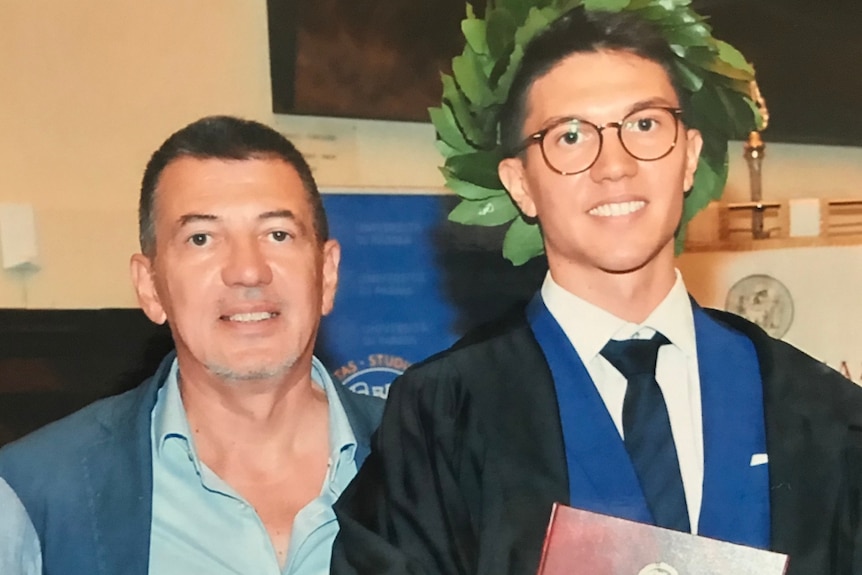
[151,358,199,464]
[151,356,358,468]
[541,269,696,361]
[642,270,697,358]
[311,356,358,471]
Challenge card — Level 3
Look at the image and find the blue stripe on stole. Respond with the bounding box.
[526,295,653,524]
[526,294,771,548]
[693,304,771,549]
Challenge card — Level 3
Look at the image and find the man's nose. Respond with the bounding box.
[589,126,639,183]
[221,237,273,287]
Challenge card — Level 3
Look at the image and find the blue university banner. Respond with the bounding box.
[316,191,546,399]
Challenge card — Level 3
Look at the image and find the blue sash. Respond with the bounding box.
[526,294,770,548]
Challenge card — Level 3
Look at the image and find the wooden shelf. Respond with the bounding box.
[684,199,862,252]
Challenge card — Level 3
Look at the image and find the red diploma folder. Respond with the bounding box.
[537,504,788,575]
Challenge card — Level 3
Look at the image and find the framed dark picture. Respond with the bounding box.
[695,0,862,146]
[267,0,862,145]
[266,0,478,122]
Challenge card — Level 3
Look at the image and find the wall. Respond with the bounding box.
[1,1,861,308]
[678,245,862,381]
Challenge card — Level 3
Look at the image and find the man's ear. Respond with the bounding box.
[130,253,167,325]
[498,157,537,218]
[683,128,704,192]
[320,239,341,317]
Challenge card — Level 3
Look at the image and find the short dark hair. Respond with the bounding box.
[498,6,686,157]
[139,115,328,256]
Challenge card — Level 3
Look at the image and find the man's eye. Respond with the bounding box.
[270,230,291,242]
[189,233,209,246]
[560,130,581,145]
[555,120,583,146]
[627,117,658,132]
[638,118,657,131]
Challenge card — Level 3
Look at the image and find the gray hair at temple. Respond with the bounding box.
[138,115,328,257]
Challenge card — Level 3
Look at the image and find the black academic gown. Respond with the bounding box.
[332,307,862,575]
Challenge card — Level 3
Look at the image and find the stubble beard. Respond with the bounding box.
[207,354,299,383]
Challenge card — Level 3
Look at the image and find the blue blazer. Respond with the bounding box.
[0,353,384,575]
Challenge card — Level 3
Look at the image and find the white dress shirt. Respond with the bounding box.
[541,270,704,533]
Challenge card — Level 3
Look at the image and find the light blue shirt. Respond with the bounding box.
[0,477,41,575]
[148,357,357,575]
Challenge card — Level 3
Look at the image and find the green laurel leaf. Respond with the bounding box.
[494,42,525,103]
[673,59,703,92]
[442,169,509,200]
[462,19,489,56]
[583,0,630,11]
[685,150,727,224]
[429,105,474,154]
[486,8,518,60]
[441,74,494,148]
[448,195,520,226]
[662,22,711,48]
[435,138,460,159]
[688,83,733,137]
[494,6,560,101]
[676,147,727,253]
[714,86,758,137]
[626,0,658,8]
[515,6,561,48]
[706,59,755,82]
[495,0,535,23]
[452,44,496,107]
[503,215,545,265]
[445,150,503,189]
[715,39,755,75]
[712,75,755,99]
[635,4,672,22]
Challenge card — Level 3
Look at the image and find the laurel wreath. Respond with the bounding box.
[430,0,762,265]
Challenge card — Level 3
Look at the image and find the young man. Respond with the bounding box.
[331,7,862,575]
[0,116,383,574]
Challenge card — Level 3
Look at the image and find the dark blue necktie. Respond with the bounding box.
[601,332,690,532]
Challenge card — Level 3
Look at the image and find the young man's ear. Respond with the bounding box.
[130,253,167,325]
[498,157,538,218]
[682,128,704,192]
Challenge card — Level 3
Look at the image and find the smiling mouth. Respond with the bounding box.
[221,311,280,323]
[588,200,646,217]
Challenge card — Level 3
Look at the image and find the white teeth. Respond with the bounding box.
[227,312,276,322]
[588,200,646,217]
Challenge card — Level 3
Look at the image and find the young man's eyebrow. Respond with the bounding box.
[625,97,679,113]
[539,97,681,128]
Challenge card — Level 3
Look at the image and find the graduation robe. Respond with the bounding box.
[332,306,862,575]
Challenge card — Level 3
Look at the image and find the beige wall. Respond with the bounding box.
[1,1,861,308]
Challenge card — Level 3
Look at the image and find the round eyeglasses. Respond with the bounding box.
[516,106,684,175]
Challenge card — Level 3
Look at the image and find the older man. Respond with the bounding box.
[0,116,383,574]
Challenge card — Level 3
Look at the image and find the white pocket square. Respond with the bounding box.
[750,453,768,466]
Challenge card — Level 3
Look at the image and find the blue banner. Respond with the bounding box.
[317,192,546,399]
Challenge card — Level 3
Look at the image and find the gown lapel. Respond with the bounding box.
[527,295,652,523]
